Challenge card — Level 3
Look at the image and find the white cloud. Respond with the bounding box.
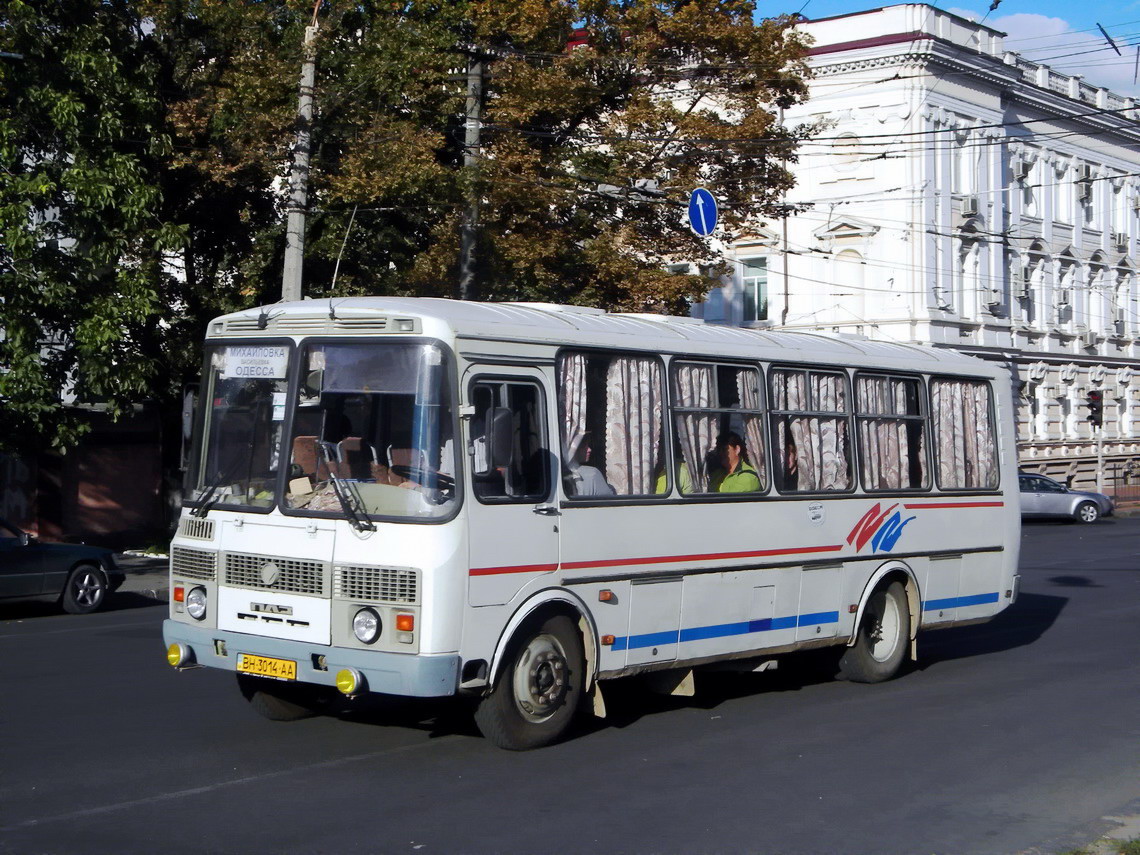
[946,8,1138,96]
[994,12,1140,97]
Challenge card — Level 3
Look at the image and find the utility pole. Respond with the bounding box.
[458,51,484,302]
[281,7,320,303]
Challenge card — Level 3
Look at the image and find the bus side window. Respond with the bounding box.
[770,367,853,493]
[930,378,998,490]
[470,380,550,503]
[558,351,666,498]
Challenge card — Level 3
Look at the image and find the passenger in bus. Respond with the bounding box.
[782,434,799,491]
[709,432,761,493]
[654,460,692,494]
[564,432,615,496]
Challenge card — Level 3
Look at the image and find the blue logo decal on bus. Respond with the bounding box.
[847,502,916,554]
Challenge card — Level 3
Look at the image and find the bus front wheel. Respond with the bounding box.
[840,581,909,683]
[474,614,584,750]
[237,674,331,721]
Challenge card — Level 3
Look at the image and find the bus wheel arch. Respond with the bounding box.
[475,592,596,750]
[842,564,919,683]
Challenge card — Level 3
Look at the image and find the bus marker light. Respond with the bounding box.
[598,590,614,602]
[336,668,365,697]
[601,635,615,646]
[173,586,185,603]
[849,604,858,613]
[395,613,414,632]
[167,643,193,668]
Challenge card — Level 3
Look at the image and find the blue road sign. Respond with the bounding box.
[688,188,718,236]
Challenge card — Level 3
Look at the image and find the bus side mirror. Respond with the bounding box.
[486,407,513,469]
[18,532,31,547]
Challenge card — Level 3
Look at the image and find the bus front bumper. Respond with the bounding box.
[163,619,460,698]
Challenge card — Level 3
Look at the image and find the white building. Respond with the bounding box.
[695,3,1140,491]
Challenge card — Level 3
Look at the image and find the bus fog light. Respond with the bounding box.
[186,586,208,621]
[352,607,382,644]
[167,642,193,668]
[336,667,365,696]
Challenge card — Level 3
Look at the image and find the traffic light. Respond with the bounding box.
[1087,390,1103,427]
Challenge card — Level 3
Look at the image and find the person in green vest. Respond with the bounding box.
[709,431,761,493]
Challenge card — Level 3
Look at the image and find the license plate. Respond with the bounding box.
[237,654,297,681]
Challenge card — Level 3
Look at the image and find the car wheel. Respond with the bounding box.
[61,563,108,614]
[1074,501,1099,524]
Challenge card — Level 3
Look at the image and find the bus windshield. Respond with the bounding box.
[283,341,457,520]
[186,343,291,512]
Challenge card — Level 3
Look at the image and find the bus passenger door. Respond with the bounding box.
[465,370,560,607]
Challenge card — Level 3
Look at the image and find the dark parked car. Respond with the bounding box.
[1018,473,1114,524]
[0,518,123,613]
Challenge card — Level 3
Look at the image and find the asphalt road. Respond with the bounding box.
[1,519,1138,855]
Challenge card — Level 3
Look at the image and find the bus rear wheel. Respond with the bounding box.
[237,674,331,721]
[474,614,584,750]
[840,581,909,683]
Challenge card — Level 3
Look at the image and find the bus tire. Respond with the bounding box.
[236,674,329,722]
[840,580,909,684]
[474,614,584,750]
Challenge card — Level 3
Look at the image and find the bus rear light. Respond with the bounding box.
[173,586,185,603]
[395,613,414,632]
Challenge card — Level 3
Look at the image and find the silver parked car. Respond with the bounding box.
[1018,473,1114,524]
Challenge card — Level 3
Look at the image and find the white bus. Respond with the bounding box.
[164,298,1020,749]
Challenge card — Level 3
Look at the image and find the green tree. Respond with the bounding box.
[0,0,182,451]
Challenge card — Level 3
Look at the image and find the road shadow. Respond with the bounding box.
[0,590,165,622]
[913,591,1067,670]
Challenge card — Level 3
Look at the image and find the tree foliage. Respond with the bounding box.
[0,0,181,450]
[0,0,811,453]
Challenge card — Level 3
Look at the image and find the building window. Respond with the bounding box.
[740,257,767,322]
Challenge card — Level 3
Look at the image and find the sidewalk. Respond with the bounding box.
[115,553,169,602]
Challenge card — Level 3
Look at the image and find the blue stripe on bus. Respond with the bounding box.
[922,592,1000,611]
[612,611,839,651]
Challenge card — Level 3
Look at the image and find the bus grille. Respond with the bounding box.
[177,517,215,540]
[171,546,217,582]
[333,565,419,605]
[224,553,326,596]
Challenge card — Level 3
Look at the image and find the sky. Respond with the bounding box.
[768,0,1140,97]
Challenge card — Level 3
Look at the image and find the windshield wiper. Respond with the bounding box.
[190,461,238,519]
[317,441,376,533]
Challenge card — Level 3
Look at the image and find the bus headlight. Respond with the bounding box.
[352,607,381,644]
[186,586,208,621]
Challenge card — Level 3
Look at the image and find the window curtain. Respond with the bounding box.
[605,357,663,494]
[857,376,922,490]
[931,379,998,488]
[672,363,717,492]
[773,370,850,491]
[558,353,588,462]
[735,369,766,486]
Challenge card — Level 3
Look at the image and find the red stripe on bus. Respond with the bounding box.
[903,501,1005,509]
[561,544,844,572]
[469,563,559,577]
